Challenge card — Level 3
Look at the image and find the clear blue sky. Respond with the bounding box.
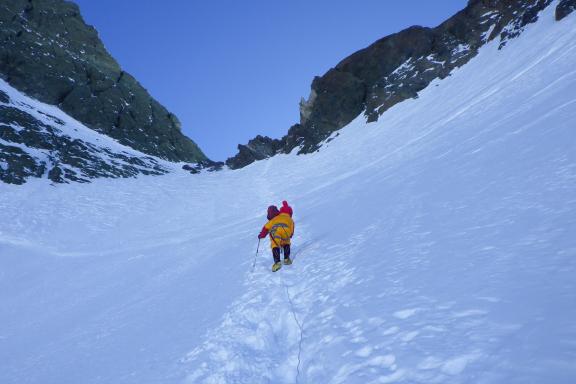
[73,0,467,161]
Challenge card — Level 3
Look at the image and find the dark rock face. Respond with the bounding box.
[0,0,207,163]
[227,0,559,168]
[0,90,9,103]
[0,83,168,185]
[556,0,576,20]
[226,135,283,169]
[182,161,224,174]
[296,0,554,153]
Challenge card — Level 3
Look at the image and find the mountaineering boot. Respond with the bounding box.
[283,258,292,265]
[272,262,282,272]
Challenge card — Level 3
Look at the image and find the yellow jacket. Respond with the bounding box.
[259,213,294,248]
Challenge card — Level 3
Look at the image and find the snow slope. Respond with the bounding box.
[1,4,576,384]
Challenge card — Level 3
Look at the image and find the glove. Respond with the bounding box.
[258,227,268,239]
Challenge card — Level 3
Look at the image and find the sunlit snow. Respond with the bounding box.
[1,4,575,384]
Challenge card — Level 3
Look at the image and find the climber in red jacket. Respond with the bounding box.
[258,201,295,272]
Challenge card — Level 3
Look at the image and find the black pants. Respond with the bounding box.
[272,245,291,263]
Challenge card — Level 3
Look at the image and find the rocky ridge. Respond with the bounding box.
[2,0,574,182]
[0,79,169,184]
[226,0,576,169]
[0,0,208,165]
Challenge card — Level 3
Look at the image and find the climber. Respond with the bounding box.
[258,203,295,272]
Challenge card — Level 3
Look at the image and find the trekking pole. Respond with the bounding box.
[252,238,261,273]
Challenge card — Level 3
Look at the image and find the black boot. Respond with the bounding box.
[272,247,281,264]
[283,245,292,265]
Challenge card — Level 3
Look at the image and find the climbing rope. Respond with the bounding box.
[281,263,304,384]
[261,229,306,382]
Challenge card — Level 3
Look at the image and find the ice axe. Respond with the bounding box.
[251,238,261,273]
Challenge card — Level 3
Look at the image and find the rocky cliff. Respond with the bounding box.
[2,0,574,178]
[0,78,169,184]
[226,0,576,169]
[0,0,207,165]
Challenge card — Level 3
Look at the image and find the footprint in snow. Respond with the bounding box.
[393,308,420,319]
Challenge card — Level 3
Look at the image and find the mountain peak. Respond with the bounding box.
[226,0,576,168]
[0,0,208,173]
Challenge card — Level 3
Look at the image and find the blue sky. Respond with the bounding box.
[74,0,467,161]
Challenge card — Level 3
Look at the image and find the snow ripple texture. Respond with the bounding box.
[1,4,576,384]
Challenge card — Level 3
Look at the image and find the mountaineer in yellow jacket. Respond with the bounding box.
[258,202,295,272]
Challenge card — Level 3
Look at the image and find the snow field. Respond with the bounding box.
[181,5,576,383]
[1,3,576,384]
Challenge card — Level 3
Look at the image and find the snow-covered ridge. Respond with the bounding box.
[0,0,208,164]
[229,0,574,168]
[0,79,172,184]
[1,3,575,384]
[181,6,576,382]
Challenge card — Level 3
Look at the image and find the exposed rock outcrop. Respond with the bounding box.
[227,0,561,168]
[556,0,576,20]
[225,135,283,169]
[0,0,208,164]
[0,80,168,185]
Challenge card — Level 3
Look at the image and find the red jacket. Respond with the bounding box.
[259,201,295,240]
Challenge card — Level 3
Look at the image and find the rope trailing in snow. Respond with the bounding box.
[270,228,304,381]
[281,261,304,384]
